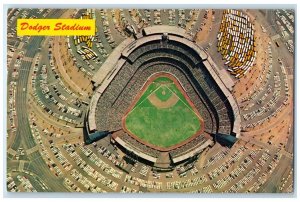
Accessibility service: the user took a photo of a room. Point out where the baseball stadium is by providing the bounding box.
[7,9,294,193]
[86,26,240,168]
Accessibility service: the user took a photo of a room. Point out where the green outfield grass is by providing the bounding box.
[124,76,202,148]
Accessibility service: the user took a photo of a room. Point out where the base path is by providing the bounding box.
[148,91,179,108]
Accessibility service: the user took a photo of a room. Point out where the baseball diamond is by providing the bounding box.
[123,73,204,149]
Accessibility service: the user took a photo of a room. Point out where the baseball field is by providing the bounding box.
[124,74,203,149]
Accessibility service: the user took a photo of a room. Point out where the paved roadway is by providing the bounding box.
[7,9,69,192]
[258,155,292,192]
[203,10,225,71]
[231,10,294,126]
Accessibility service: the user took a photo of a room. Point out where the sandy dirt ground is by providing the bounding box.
[148,91,179,108]
[195,10,213,44]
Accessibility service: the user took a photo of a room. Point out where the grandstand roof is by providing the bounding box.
[172,139,214,163]
[92,38,135,87]
[115,137,158,163]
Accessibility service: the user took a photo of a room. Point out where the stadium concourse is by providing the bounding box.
[7,9,294,193]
